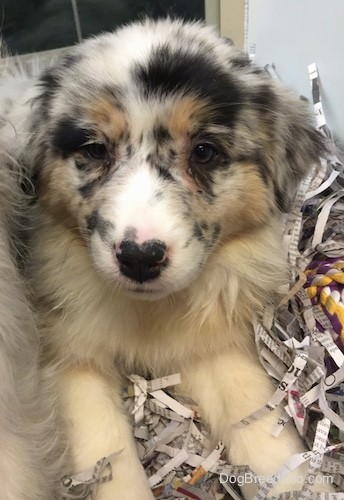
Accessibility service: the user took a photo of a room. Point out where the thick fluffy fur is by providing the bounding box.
[0,93,61,497]
[1,19,332,498]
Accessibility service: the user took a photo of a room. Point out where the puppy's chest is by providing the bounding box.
[46,298,193,368]
[45,290,233,378]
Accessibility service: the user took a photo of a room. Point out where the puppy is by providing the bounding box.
[4,18,332,498]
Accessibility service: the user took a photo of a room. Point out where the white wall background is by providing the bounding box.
[247,0,344,146]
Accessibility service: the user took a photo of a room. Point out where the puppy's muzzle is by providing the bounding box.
[116,240,167,283]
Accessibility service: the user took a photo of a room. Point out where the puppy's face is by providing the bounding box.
[33,20,322,299]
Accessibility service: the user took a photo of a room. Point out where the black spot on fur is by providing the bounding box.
[156,165,175,182]
[212,223,221,242]
[134,46,243,128]
[86,211,99,233]
[153,125,171,143]
[86,211,114,239]
[97,219,113,240]
[51,119,89,157]
[78,178,99,197]
[188,164,215,196]
[39,70,60,93]
[75,158,91,171]
[193,221,221,248]
[61,53,82,70]
[37,69,61,112]
[193,223,204,241]
[255,162,270,185]
[169,148,176,159]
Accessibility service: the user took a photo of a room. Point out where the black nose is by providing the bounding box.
[116,240,167,283]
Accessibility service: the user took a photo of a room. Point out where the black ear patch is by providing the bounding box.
[51,118,89,157]
[134,45,243,128]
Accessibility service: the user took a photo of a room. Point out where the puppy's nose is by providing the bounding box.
[116,240,167,283]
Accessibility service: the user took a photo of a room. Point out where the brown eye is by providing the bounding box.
[80,143,108,160]
[191,143,218,165]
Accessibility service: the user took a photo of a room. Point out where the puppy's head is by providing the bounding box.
[32,19,323,299]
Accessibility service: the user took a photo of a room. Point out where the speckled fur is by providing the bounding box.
[1,19,332,499]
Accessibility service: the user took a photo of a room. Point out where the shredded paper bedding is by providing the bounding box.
[61,65,344,499]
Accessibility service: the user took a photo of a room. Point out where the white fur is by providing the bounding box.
[92,163,205,297]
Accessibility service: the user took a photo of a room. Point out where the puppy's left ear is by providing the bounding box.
[271,93,326,213]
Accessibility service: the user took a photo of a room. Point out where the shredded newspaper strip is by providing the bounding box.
[61,450,123,499]
[61,65,344,499]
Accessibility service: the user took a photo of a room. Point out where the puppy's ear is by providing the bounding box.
[224,49,324,214]
[270,93,325,213]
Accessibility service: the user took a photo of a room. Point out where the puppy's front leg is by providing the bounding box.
[181,349,333,498]
[56,366,153,500]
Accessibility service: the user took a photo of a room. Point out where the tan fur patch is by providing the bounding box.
[39,157,91,228]
[168,97,208,137]
[220,162,272,237]
[84,95,129,143]
[168,97,210,191]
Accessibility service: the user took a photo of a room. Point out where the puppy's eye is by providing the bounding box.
[191,143,218,165]
[80,143,108,160]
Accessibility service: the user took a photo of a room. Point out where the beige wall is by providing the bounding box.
[205,0,246,49]
[220,0,246,49]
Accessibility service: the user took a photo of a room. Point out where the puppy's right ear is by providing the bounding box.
[271,94,326,213]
